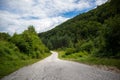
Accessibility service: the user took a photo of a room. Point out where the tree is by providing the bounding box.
[28,25,37,35]
[0,32,10,41]
[104,15,120,56]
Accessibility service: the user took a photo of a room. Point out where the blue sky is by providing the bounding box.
[0,0,108,35]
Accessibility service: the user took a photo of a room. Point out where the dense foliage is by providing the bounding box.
[0,26,50,78]
[0,26,49,61]
[39,0,120,58]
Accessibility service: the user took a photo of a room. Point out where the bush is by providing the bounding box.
[65,48,76,55]
[0,41,21,60]
[80,40,94,53]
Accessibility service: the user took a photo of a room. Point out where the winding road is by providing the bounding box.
[1,51,120,80]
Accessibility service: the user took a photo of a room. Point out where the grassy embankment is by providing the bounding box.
[0,53,50,79]
[58,51,120,70]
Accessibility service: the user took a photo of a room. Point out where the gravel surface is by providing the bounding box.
[1,51,120,80]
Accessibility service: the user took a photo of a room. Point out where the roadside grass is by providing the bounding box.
[58,51,120,70]
[0,53,51,79]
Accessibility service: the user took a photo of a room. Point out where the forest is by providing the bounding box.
[39,0,120,58]
[0,0,120,78]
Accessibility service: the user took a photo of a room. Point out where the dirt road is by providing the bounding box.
[1,51,120,80]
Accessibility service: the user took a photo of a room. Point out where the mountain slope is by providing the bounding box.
[39,0,120,58]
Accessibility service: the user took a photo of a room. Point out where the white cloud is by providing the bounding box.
[0,10,68,35]
[95,0,108,5]
[0,0,108,35]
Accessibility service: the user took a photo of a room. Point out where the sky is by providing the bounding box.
[0,0,108,35]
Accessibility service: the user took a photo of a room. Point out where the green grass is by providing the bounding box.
[58,51,120,69]
[0,53,51,79]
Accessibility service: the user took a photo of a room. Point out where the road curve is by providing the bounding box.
[1,51,120,80]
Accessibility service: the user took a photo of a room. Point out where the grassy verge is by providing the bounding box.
[58,51,120,70]
[0,53,51,79]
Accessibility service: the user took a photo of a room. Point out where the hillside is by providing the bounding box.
[39,0,120,58]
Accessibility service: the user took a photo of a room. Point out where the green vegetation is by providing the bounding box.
[58,51,120,69]
[39,0,120,58]
[0,59,39,78]
[0,26,50,78]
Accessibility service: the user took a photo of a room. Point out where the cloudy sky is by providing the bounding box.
[0,0,108,35]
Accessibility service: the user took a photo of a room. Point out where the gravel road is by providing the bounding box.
[1,51,120,80]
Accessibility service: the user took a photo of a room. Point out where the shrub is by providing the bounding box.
[65,48,76,55]
[80,40,94,53]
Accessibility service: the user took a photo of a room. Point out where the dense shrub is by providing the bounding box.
[0,26,50,61]
[65,48,76,55]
